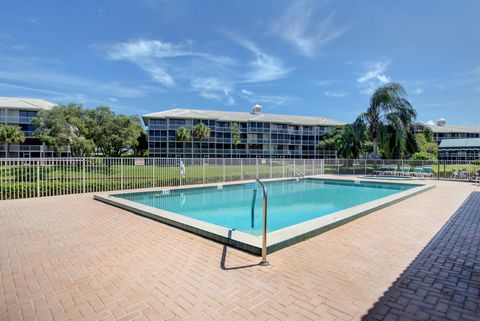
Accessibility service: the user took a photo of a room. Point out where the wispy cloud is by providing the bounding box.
[357,61,390,84]
[315,79,335,87]
[98,37,292,105]
[191,78,234,105]
[229,36,291,83]
[272,0,347,57]
[357,60,392,95]
[101,39,235,88]
[240,89,296,108]
[413,88,424,94]
[324,90,349,98]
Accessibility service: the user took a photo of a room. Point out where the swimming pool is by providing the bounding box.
[95,178,433,254]
[113,179,417,235]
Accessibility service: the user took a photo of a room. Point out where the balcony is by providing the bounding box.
[0,116,36,124]
[148,124,168,130]
[0,144,70,152]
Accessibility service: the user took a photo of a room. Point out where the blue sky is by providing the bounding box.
[0,0,479,124]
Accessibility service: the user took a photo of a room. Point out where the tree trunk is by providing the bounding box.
[372,139,379,171]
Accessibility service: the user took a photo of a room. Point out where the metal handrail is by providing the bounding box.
[256,178,269,266]
[290,165,305,179]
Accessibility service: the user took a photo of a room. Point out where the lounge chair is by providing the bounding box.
[423,166,434,178]
[401,166,411,176]
[384,165,397,175]
[391,165,402,176]
[412,167,424,177]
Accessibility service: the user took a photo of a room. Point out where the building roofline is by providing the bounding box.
[0,97,57,110]
[142,108,346,126]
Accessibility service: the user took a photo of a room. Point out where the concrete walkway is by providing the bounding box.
[0,179,477,321]
[365,191,480,321]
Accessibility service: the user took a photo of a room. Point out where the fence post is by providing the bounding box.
[282,158,285,178]
[82,158,86,193]
[241,158,244,180]
[202,159,206,184]
[270,159,273,178]
[152,158,155,187]
[120,158,124,190]
[256,158,259,179]
[223,158,226,182]
[36,160,40,197]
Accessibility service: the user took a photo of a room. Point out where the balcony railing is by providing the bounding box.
[0,116,36,124]
[0,144,70,152]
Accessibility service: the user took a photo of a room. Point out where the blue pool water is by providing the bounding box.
[114,179,418,236]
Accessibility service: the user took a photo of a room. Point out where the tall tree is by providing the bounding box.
[133,131,148,157]
[231,122,241,157]
[175,126,192,158]
[0,125,25,157]
[192,123,211,158]
[317,124,366,158]
[33,104,94,156]
[87,106,143,156]
[356,82,416,162]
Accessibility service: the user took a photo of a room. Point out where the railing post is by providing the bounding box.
[152,158,155,187]
[223,158,226,182]
[256,158,259,179]
[256,179,269,266]
[36,160,40,197]
[203,159,206,184]
[82,158,86,193]
[270,158,273,178]
[282,158,285,178]
[240,158,243,180]
[120,158,124,190]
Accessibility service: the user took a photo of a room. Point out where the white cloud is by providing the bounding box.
[102,39,235,88]
[426,120,435,125]
[191,78,234,105]
[99,37,293,104]
[272,1,347,57]
[0,63,150,99]
[413,88,424,95]
[357,61,390,83]
[357,60,392,95]
[240,88,296,107]
[324,90,349,98]
[315,79,334,87]
[232,37,291,83]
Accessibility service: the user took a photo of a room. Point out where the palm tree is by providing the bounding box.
[231,122,241,157]
[175,126,191,158]
[356,82,416,163]
[192,123,211,158]
[0,125,26,157]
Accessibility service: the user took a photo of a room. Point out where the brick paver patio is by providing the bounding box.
[0,179,477,321]
[365,191,480,321]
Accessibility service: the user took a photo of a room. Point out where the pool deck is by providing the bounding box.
[0,176,478,321]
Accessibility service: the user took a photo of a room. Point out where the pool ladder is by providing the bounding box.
[289,165,305,179]
[255,179,269,266]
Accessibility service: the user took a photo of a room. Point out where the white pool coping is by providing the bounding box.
[94,177,435,255]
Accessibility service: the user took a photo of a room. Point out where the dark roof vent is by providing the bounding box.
[437,118,446,126]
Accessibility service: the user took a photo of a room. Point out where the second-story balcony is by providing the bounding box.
[0,116,36,124]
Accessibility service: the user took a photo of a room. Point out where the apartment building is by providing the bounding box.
[428,119,480,145]
[143,105,345,158]
[0,97,69,158]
